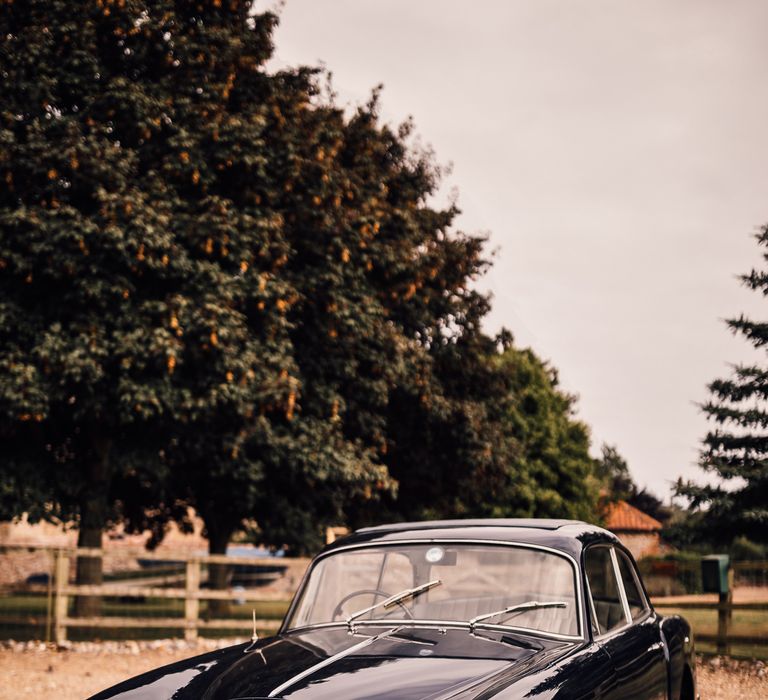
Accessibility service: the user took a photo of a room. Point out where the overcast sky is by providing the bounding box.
[267,0,768,499]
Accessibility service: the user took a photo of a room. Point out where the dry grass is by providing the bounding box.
[698,658,767,699]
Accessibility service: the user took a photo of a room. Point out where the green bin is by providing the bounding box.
[701,554,729,594]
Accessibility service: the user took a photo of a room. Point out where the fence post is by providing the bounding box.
[53,549,70,646]
[717,574,733,656]
[45,549,54,644]
[185,558,201,642]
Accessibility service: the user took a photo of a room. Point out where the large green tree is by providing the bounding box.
[1,0,604,600]
[493,346,599,520]
[0,0,384,605]
[266,92,518,542]
[0,0,298,611]
[0,0,495,568]
[677,227,768,543]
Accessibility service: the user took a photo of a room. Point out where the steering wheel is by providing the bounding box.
[332,589,414,621]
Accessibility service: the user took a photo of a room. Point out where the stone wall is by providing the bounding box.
[615,531,661,560]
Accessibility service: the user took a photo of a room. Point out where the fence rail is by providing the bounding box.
[0,543,306,644]
[653,596,768,656]
[653,601,768,611]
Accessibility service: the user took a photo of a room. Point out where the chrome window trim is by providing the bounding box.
[585,543,632,642]
[283,538,586,640]
[593,617,632,642]
[610,546,633,623]
[284,618,582,643]
[614,547,651,618]
[591,604,652,643]
[583,572,600,638]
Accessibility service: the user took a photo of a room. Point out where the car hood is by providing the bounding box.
[89,627,577,700]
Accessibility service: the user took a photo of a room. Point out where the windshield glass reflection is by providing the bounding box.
[287,543,579,637]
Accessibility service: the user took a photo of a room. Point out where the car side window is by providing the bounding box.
[585,546,627,635]
[616,550,647,621]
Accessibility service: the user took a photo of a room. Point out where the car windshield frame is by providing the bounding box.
[281,538,585,642]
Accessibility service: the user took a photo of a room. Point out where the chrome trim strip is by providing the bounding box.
[362,619,580,642]
[610,546,633,624]
[586,544,632,642]
[583,573,600,638]
[284,618,582,643]
[267,626,402,697]
[618,547,651,614]
[286,538,586,640]
[593,618,632,642]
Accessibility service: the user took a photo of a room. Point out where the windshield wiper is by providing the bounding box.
[471,629,544,651]
[346,579,442,630]
[469,601,568,631]
[350,628,437,647]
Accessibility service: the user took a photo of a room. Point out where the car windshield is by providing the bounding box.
[286,542,580,638]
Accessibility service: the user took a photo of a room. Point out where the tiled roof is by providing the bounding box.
[604,499,662,532]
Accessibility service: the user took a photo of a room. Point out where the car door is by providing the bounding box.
[584,545,667,700]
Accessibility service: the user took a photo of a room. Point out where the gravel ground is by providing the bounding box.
[697,655,768,699]
[0,639,239,700]
[1,640,766,699]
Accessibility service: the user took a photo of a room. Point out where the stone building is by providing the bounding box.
[604,499,663,560]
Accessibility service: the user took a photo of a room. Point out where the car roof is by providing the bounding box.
[357,518,580,533]
[326,518,619,561]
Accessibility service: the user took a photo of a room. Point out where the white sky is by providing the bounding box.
[267,0,768,499]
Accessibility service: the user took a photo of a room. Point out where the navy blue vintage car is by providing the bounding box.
[90,519,697,699]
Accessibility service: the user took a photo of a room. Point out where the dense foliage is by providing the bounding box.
[677,227,768,544]
[0,0,315,610]
[596,445,669,524]
[0,0,601,589]
[367,337,599,525]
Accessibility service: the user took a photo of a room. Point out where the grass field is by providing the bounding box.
[0,592,290,642]
[655,605,768,659]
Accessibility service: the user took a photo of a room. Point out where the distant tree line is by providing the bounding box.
[594,445,672,525]
[0,1,602,612]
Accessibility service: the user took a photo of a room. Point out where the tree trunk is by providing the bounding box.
[74,436,110,618]
[207,527,233,619]
[74,522,104,617]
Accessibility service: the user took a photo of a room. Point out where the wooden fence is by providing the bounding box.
[0,544,307,644]
[2,544,767,656]
[652,564,768,655]
[733,560,768,588]
[653,598,768,655]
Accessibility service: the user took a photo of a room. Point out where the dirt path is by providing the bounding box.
[1,643,766,699]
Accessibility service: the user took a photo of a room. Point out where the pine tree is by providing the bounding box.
[678,227,768,542]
